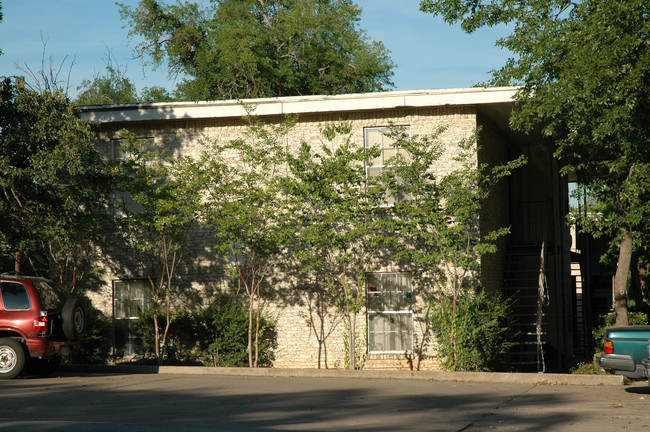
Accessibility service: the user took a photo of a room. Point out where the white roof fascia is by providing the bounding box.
[79,87,519,124]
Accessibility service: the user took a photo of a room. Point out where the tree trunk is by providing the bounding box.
[14,251,20,273]
[614,231,632,326]
[161,293,171,363]
[248,293,254,367]
[153,310,161,365]
[349,312,356,370]
[254,283,261,368]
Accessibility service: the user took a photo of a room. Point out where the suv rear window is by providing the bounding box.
[0,282,31,311]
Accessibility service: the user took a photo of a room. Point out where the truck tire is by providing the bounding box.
[0,338,26,379]
[25,356,62,377]
[62,298,86,341]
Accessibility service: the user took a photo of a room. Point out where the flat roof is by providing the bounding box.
[79,86,519,124]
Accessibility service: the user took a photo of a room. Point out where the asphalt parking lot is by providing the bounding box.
[0,367,648,431]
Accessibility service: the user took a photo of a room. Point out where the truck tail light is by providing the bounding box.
[33,312,48,334]
[604,340,614,354]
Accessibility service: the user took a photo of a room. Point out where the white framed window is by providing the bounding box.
[110,139,125,160]
[364,126,411,205]
[113,279,151,357]
[367,272,413,353]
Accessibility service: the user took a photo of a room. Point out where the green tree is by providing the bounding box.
[76,65,139,106]
[118,0,395,100]
[420,0,650,325]
[139,85,176,103]
[284,123,386,369]
[190,112,293,367]
[76,50,176,105]
[116,131,199,364]
[378,126,524,370]
[0,78,113,299]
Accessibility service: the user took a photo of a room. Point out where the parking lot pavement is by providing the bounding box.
[0,370,648,431]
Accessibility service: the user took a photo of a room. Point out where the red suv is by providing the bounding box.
[0,274,86,379]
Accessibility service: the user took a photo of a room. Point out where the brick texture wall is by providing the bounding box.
[91,104,502,371]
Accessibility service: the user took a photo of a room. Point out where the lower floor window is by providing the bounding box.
[113,279,150,357]
[367,272,413,353]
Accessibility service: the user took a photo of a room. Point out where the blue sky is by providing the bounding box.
[0,0,511,98]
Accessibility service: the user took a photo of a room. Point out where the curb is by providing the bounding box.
[60,365,624,386]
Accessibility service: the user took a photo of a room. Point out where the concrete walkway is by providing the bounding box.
[62,364,624,386]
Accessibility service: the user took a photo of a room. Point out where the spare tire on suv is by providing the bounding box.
[62,298,86,341]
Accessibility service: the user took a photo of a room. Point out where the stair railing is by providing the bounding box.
[537,241,550,372]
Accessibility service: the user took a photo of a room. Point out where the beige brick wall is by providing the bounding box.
[92,104,497,370]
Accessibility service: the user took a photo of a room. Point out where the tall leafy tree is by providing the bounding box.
[0,78,113,299]
[76,51,176,105]
[379,126,524,370]
[420,0,650,325]
[284,123,386,369]
[115,131,199,364]
[191,112,294,367]
[118,0,395,100]
[76,65,139,106]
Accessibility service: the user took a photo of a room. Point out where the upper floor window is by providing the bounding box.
[364,126,411,205]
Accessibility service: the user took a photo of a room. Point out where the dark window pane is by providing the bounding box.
[1,282,31,311]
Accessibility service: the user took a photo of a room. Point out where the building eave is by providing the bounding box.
[79,86,520,124]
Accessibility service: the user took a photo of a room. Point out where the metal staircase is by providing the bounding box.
[503,242,549,372]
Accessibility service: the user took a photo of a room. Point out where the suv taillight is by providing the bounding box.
[33,311,48,334]
[604,340,614,354]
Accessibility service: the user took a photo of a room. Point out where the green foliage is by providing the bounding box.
[378,126,526,292]
[570,354,607,376]
[199,295,276,367]
[118,0,395,100]
[139,85,176,103]
[75,51,177,106]
[76,65,139,106]
[342,325,367,370]
[284,122,385,369]
[188,110,294,367]
[68,305,113,365]
[0,78,114,296]
[372,126,523,368]
[135,295,276,367]
[430,288,515,371]
[135,309,200,364]
[115,130,200,362]
[420,0,650,323]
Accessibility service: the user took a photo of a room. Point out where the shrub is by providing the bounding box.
[68,304,112,364]
[198,295,276,367]
[430,288,515,372]
[135,294,276,367]
[570,354,607,375]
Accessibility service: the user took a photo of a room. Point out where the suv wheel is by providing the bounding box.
[0,338,26,379]
[62,298,86,341]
